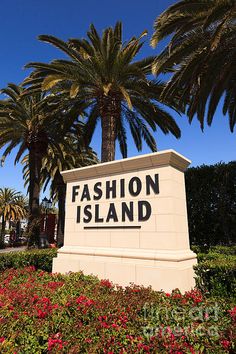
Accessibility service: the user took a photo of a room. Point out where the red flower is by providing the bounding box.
[85,299,95,307]
[172,293,182,299]
[37,309,47,319]
[228,306,236,321]
[47,281,64,289]
[76,295,87,304]
[32,295,39,303]
[47,333,67,351]
[100,322,110,329]
[221,340,231,349]
[76,295,95,308]
[41,297,51,304]
[0,337,5,343]
[137,343,150,352]
[48,338,63,351]
[111,323,119,329]
[98,315,107,321]
[100,279,113,288]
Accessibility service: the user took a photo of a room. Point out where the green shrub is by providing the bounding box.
[191,245,236,255]
[1,247,235,301]
[195,251,230,262]
[0,267,235,353]
[191,245,201,254]
[210,245,236,255]
[194,255,236,298]
[0,248,57,272]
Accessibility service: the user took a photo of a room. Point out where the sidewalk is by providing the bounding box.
[0,246,27,253]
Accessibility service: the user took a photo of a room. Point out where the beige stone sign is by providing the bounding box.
[53,150,197,292]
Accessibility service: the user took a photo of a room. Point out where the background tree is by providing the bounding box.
[0,84,87,246]
[22,125,98,246]
[0,84,56,245]
[25,22,182,162]
[0,187,27,245]
[151,0,236,131]
[41,145,98,246]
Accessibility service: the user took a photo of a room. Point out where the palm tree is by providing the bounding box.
[0,84,86,245]
[151,0,236,131]
[0,188,27,245]
[14,194,28,241]
[41,144,98,246]
[24,22,182,162]
[22,126,98,246]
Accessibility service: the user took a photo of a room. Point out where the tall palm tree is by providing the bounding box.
[0,188,27,245]
[22,126,98,246]
[0,84,49,245]
[0,84,86,245]
[151,0,236,131]
[24,22,182,162]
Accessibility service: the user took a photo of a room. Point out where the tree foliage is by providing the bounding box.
[24,22,182,162]
[151,0,236,131]
[186,161,236,247]
[0,188,27,221]
[0,84,87,245]
[21,127,98,246]
[0,187,27,244]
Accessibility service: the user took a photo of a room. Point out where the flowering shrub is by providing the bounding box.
[0,247,235,300]
[0,267,235,353]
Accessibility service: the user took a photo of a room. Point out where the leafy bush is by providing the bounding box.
[0,248,57,272]
[194,254,236,298]
[191,245,207,254]
[0,267,235,353]
[191,245,236,260]
[209,245,236,256]
[0,247,235,301]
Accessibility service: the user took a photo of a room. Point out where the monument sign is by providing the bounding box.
[53,150,197,292]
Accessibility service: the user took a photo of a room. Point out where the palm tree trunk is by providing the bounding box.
[16,220,21,241]
[101,114,117,162]
[100,98,120,162]
[27,147,43,247]
[55,171,66,247]
[0,215,5,246]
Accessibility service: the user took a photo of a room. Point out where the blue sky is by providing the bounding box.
[0,0,235,196]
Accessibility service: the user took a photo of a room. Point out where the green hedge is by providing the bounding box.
[191,244,236,256]
[210,245,236,255]
[194,251,236,298]
[0,247,235,299]
[0,248,57,272]
[186,161,236,246]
